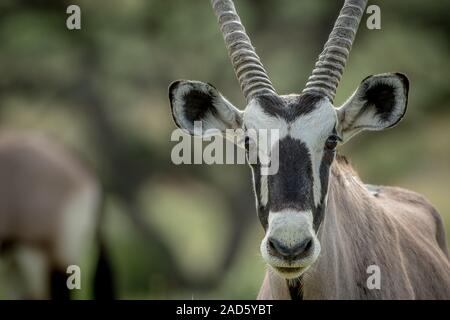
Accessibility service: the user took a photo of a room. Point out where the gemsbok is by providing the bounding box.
[168,0,450,299]
[0,132,113,299]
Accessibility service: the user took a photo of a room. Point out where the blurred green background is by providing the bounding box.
[0,0,449,299]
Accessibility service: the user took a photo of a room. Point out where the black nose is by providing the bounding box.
[268,237,313,260]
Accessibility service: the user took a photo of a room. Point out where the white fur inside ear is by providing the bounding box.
[337,73,407,142]
[170,81,243,136]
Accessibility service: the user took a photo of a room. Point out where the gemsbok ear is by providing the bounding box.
[169,80,243,136]
[337,73,409,143]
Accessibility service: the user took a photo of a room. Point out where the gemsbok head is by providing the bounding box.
[168,0,450,299]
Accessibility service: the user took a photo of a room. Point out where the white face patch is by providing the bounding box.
[260,209,321,278]
[260,167,269,206]
[267,209,314,246]
[244,97,337,207]
[244,98,289,142]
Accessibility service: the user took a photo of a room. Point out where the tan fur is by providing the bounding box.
[0,132,100,298]
[259,156,450,299]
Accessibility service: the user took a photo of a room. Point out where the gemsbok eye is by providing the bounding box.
[244,135,251,150]
[244,133,257,150]
[325,135,340,150]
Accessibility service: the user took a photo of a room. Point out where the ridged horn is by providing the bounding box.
[211,0,276,102]
[303,0,368,102]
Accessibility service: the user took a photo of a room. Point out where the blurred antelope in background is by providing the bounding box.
[0,132,113,299]
[168,0,450,299]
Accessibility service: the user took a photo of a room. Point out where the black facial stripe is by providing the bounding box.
[313,148,335,230]
[251,136,335,231]
[268,137,314,212]
[251,162,270,230]
[256,93,323,122]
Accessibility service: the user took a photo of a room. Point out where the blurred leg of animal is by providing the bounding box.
[93,238,115,299]
[14,245,49,299]
[0,244,48,299]
[52,183,100,300]
[0,246,23,299]
[0,252,21,299]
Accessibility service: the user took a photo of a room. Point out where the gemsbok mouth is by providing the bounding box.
[271,266,309,280]
[272,266,305,279]
[260,210,321,279]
